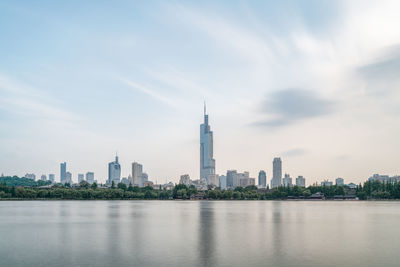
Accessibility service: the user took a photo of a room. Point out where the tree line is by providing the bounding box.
[1,176,400,200]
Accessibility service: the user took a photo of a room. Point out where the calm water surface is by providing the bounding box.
[1,201,399,267]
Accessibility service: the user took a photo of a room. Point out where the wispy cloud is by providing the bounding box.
[0,74,79,123]
[358,44,400,95]
[254,89,334,128]
[281,148,307,157]
[117,77,177,108]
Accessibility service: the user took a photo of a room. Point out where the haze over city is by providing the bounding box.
[1,0,400,184]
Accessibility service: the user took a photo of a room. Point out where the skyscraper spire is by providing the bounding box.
[204,101,206,116]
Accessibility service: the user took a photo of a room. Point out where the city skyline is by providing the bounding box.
[1,1,400,184]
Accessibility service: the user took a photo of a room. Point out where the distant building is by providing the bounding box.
[336,177,344,186]
[65,172,72,184]
[132,162,143,187]
[144,181,154,187]
[283,173,293,187]
[40,175,47,181]
[108,154,121,185]
[347,183,357,189]
[258,170,267,188]
[368,174,400,183]
[321,180,333,186]
[200,103,216,184]
[121,177,129,185]
[271,158,282,188]
[48,174,55,183]
[225,171,254,188]
[179,174,191,186]
[86,172,95,184]
[142,173,149,184]
[226,170,237,188]
[127,174,132,185]
[24,173,36,180]
[219,175,227,190]
[60,162,67,184]
[78,173,84,183]
[207,174,219,186]
[296,176,306,187]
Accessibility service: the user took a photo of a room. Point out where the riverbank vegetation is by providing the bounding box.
[0,176,399,200]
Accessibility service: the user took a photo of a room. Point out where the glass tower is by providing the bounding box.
[200,103,215,184]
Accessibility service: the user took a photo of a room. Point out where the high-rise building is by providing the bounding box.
[108,154,121,185]
[283,173,293,187]
[336,177,344,186]
[219,175,227,190]
[86,172,94,184]
[200,103,215,184]
[271,158,282,188]
[78,173,84,183]
[65,172,72,184]
[40,175,47,181]
[226,170,237,188]
[258,170,267,188]
[132,162,143,187]
[49,174,55,183]
[60,162,66,184]
[296,176,306,187]
[179,174,191,185]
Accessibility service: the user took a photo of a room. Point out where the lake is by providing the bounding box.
[0,201,399,267]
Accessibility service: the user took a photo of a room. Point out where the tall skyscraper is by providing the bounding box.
[108,154,121,185]
[200,103,215,184]
[258,170,267,188]
[132,162,143,187]
[60,162,66,184]
[271,157,282,188]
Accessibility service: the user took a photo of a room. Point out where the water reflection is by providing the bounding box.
[198,201,216,267]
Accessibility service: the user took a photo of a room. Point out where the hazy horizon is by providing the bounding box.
[1,0,400,184]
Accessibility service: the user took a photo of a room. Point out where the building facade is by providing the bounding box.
[200,104,215,184]
[132,162,143,187]
[86,172,94,184]
[179,174,191,186]
[108,155,121,185]
[48,174,55,183]
[78,173,84,183]
[283,173,293,187]
[336,177,344,186]
[219,175,227,190]
[60,162,66,184]
[296,175,306,187]
[258,170,267,188]
[271,157,282,188]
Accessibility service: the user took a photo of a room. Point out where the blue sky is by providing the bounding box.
[1,0,400,184]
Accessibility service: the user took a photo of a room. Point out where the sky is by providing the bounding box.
[1,0,400,185]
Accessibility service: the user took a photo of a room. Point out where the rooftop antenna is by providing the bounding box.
[204,101,206,116]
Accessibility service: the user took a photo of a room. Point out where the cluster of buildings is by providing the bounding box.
[368,174,400,183]
[20,105,375,190]
[178,105,309,190]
